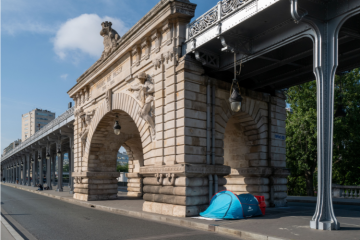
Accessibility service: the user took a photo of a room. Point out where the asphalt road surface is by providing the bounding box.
[1,185,239,240]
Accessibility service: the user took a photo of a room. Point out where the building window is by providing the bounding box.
[36,112,52,117]
[23,114,29,118]
[25,132,28,134]
[25,123,28,126]
[24,119,29,122]
[25,127,28,130]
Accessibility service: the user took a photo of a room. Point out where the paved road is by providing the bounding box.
[1,185,238,240]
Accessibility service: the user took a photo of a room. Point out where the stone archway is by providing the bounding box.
[216,88,288,206]
[73,92,153,201]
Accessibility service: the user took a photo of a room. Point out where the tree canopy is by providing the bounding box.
[286,68,360,196]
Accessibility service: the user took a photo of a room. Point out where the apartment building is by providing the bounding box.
[21,109,55,141]
[2,139,21,156]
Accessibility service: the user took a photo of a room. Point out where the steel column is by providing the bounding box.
[46,146,52,190]
[32,152,37,187]
[57,150,64,192]
[27,154,31,186]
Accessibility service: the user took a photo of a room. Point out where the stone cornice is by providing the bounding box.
[67,0,196,98]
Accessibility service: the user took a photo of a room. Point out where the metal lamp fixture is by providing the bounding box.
[113,115,121,135]
[57,148,61,157]
[31,157,34,163]
[46,152,50,160]
[38,154,41,162]
[229,53,243,113]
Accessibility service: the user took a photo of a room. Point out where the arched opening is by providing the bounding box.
[221,95,271,205]
[78,109,144,200]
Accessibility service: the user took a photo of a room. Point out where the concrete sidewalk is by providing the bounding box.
[2,183,360,240]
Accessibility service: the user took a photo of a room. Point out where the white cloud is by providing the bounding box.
[53,14,127,60]
[60,74,68,80]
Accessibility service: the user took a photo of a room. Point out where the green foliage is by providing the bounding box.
[286,81,318,196]
[333,69,360,186]
[286,68,360,196]
[117,163,128,172]
[63,164,69,172]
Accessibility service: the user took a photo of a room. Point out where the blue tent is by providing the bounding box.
[200,191,263,219]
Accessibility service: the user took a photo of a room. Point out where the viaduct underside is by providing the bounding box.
[2,0,360,231]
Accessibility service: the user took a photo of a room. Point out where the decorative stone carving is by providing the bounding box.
[166,173,176,186]
[151,30,161,53]
[75,177,82,184]
[105,89,112,112]
[162,21,173,46]
[152,58,162,70]
[78,109,96,144]
[155,173,164,185]
[132,46,141,66]
[74,107,84,118]
[141,38,151,60]
[100,21,121,60]
[165,51,174,64]
[128,72,156,140]
[84,86,89,101]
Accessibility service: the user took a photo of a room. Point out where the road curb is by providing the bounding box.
[1,183,287,240]
[1,215,24,240]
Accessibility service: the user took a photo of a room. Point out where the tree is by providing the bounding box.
[333,69,360,186]
[286,81,317,196]
[63,164,69,172]
[286,68,360,196]
[117,163,128,172]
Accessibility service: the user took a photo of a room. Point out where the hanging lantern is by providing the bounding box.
[46,152,50,160]
[31,157,34,163]
[38,154,41,162]
[57,148,62,157]
[113,115,121,135]
[229,53,243,113]
[229,80,243,112]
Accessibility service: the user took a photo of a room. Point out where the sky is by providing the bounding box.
[1,0,219,151]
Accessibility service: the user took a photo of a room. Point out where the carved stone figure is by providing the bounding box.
[100,21,121,60]
[79,109,96,143]
[128,72,156,140]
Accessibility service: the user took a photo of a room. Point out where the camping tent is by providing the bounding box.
[200,190,263,219]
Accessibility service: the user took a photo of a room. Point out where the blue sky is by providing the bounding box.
[1,0,219,151]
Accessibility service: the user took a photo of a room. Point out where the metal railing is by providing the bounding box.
[332,184,360,199]
[187,0,253,38]
[1,107,75,161]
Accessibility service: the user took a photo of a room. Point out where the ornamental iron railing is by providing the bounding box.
[1,107,75,160]
[188,0,253,38]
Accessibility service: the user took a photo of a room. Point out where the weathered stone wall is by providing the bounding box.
[216,84,288,207]
[68,0,288,215]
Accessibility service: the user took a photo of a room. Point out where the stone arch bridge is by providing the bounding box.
[2,0,360,230]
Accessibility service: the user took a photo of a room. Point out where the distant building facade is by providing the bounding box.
[2,139,21,155]
[21,109,55,141]
[117,151,129,165]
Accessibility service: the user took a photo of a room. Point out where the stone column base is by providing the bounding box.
[74,193,117,201]
[143,201,208,217]
[72,171,120,201]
